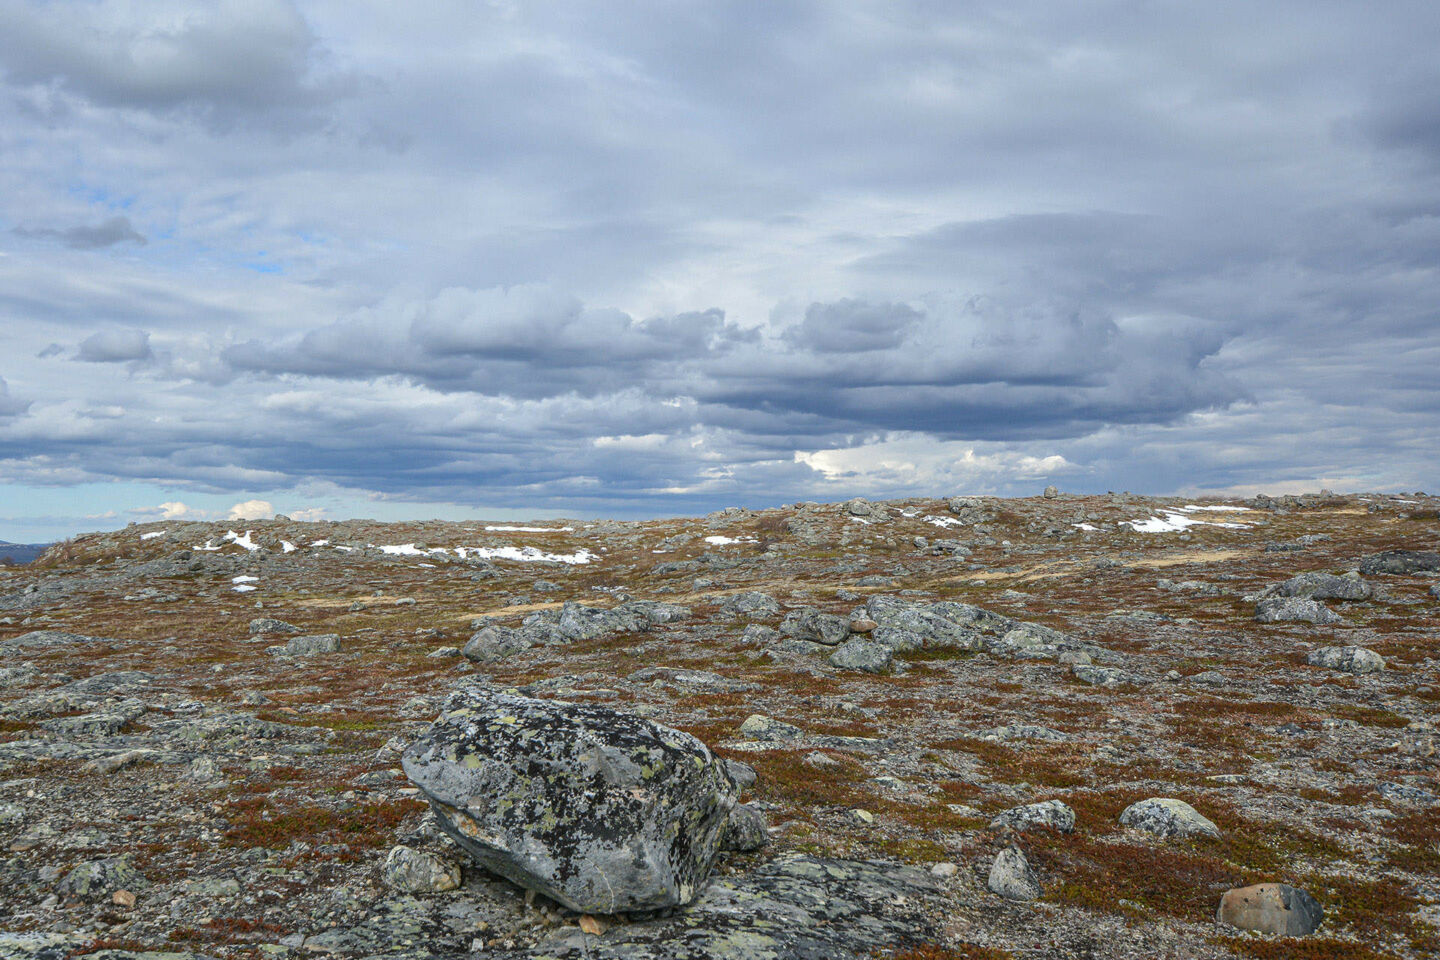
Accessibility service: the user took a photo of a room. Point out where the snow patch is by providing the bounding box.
[1180,504,1250,513]
[1073,523,1098,531]
[461,545,597,565]
[140,531,166,540]
[1124,512,1251,533]
[310,539,330,547]
[232,575,259,584]
[704,535,756,545]
[281,541,297,553]
[484,525,574,533]
[225,530,259,551]
[923,515,965,528]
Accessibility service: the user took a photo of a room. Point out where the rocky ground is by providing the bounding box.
[0,490,1437,960]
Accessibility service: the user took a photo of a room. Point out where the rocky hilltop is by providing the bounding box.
[1,491,1437,960]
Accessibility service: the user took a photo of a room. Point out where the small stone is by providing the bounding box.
[988,846,1042,900]
[739,714,804,742]
[1217,882,1324,936]
[249,617,302,635]
[1306,645,1385,674]
[929,862,959,878]
[578,914,607,935]
[1071,664,1144,687]
[1119,798,1220,839]
[721,803,770,852]
[990,799,1076,834]
[850,808,873,824]
[111,889,136,908]
[848,618,878,634]
[382,845,461,893]
[267,634,341,656]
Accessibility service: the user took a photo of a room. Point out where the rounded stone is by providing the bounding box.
[987,845,1042,900]
[1217,883,1323,936]
[1118,798,1220,839]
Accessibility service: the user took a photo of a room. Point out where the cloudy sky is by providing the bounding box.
[1,1,1437,541]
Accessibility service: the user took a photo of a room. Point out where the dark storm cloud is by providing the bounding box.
[14,215,146,249]
[1,0,1437,529]
[75,328,152,363]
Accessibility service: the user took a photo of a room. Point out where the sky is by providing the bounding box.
[1,1,1438,542]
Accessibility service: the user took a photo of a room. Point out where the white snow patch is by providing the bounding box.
[232,575,259,584]
[418,562,436,568]
[704,535,756,545]
[1180,504,1250,513]
[484,525,574,533]
[140,531,166,540]
[281,541,297,553]
[232,584,257,593]
[379,543,430,556]
[195,540,222,552]
[924,515,965,528]
[1073,523,1098,531]
[225,530,259,551]
[310,539,330,547]
[1125,512,1251,533]
[464,546,597,565]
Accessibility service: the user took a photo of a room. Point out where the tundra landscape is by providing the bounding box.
[1,490,1437,960]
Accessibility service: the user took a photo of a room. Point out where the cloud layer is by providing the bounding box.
[0,1,1436,536]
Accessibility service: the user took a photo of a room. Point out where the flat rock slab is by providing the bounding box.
[507,856,944,959]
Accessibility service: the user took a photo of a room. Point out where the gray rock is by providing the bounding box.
[1255,597,1342,624]
[720,803,770,852]
[462,625,533,664]
[987,845,1042,900]
[979,724,1068,742]
[506,856,942,959]
[55,857,145,899]
[1306,645,1384,674]
[1043,485,1059,499]
[1071,664,1145,687]
[268,633,341,656]
[719,591,780,618]
[1118,798,1220,839]
[0,630,119,651]
[402,688,736,913]
[845,497,874,517]
[828,637,893,674]
[869,625,925,652]
[990,799,1076,834]
[1359,550,1440,575]
[722,759,757,792]
[780,608,851,645]
[1276,572,1372,601]
[248,617,302,635]
[1217,882,1324,936]
[739,714,804,742]
[382,845,461,893]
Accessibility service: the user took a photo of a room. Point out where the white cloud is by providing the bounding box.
[227,499,274,520]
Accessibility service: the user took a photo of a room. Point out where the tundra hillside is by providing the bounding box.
[1,491,1437,959]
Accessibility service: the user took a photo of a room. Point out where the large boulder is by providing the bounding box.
[1254,597,1341,624]
[1118,798,1220,839]
[1275,572,1372,601]
[401,688,737,914]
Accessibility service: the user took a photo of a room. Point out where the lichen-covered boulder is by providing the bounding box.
[1119,797,1220,839]
[1306,645,1385,674]
[1254,597,1341,624]
[401,688,737,914]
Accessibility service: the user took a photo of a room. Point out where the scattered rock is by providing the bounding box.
[828,637,894,673]
[383,845,462,893]
[739,714,804,742]
[780,608,852,645]
[990,800,1076,834]
[1216,882,1324,936]
[988,845,1042,900]
[249,617,302,635]
[1275,572,1372,601]
[720,803,770,851]
[1359,550,1440,575]
[1306,645,1385,674]
[267,633,341,656]
[1119,798,1220,839]
[1254,597,1342,624]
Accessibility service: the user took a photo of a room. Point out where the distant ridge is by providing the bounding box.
[0,540,50,565]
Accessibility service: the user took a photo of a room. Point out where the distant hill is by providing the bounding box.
[0,541,51,565]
